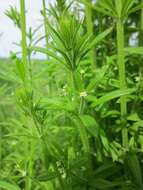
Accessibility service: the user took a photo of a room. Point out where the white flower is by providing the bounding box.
[72,97,75,101]
[80,91,88,97]
[80,69,85,74]
[56,161,61,167]
[62,173,66,179]
[22,171,26,177]
[135,76,140,82]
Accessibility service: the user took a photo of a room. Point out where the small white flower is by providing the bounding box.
[80,69,85,74]
[56,161,60,166]
[22,171,26,177]
[72,97,75,101]
[135,76,140,82]
[62,173,66,179]
[80,91,88,97]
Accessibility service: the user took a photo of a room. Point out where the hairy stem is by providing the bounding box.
[138,0,143,148]
[116,19,128,148]
[20,0,27,75]
[20,1,31,189]
[139,0,143,46]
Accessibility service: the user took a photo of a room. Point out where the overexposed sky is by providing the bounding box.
[0,0,54,58]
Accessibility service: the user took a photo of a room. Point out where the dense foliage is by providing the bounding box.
[1,0,143,189]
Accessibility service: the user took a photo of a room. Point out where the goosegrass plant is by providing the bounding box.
[1,0,143,190]
[19,1,66,189]
[90,0,143,148]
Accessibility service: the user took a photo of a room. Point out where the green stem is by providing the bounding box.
[42,0,49,50]
[137,0,143,149]
[20,0,27,76]
[27,52,33,88]
[116,19,128,148]
[0,125,2,170]
[71,70,92,176]
[71,71,89,150]
[20,1,31,189]
[139,0,143,46]
[85,0,95,68]
[32,116,65,189]
[42,0,54,97]
[139,0,143,83]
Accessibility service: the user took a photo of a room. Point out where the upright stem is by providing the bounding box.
[139,0,143,84]
[116,19,128,148]
[138,1,143,149]
[139,0,143,46]
[42,0,54,96]
[85,0,95,68]
[20,0,27,68]
[42,0,49,49]
[71,70,92,176]
[20,1,31,189]
[0,124,2,170]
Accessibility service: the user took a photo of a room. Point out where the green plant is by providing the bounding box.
[1,0,143,190]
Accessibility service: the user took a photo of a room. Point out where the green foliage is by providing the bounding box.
[0,181,21,190]
[1,0,143,190]
[31,17,112,72]
[5,6,21,28]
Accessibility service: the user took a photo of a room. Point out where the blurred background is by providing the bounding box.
[0,0,55,58]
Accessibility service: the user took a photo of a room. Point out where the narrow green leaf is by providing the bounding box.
[15,58,25,82]
[127,113,141,122]
[94,163,115,176]
[126,153,143,187]
[100,129,110,151]
[89,88,135,107]
[90,178,123,189]
[0,181,21,190]
[129,3,143,14]
[93,0,117,17]
[89,26,113,49]
[115,0,122,18]
[121,0,135,17]
[30,46,62,62]
[124,47,143,54]
[72,115,90,153]
[30,46,68,69]
[37,172,60,182]
[86,65,108,91]
[80,115,99,138]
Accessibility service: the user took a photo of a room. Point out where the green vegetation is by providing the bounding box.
[1,0,143,189]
